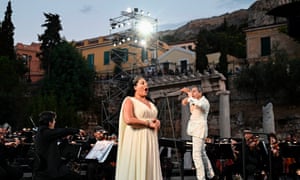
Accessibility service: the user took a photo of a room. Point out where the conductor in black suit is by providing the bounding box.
[34,111,85,180]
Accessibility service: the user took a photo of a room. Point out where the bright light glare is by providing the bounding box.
[126,8,132,13]
[140,39,146,46]
[136,20,154,37]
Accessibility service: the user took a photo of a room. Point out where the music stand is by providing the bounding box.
[212,142,234,174]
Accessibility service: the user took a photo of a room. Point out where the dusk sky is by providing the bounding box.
[0,0,256,45]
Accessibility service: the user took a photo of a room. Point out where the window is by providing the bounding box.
[141,47,148,62]
[180,60,187,74]
[110,48,128,62]
[261,37,271,56]
[104,51,110,65]
[163,62,169,74]
[87,54,94,70]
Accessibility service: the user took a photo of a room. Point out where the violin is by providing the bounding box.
[270,142,280,156]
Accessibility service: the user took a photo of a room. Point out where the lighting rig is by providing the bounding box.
[109,7,158,47]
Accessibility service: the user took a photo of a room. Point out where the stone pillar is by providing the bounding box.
[217,90,231,138]
[181,104,192,169]
[181,105,190,140]
[262,102,275,133]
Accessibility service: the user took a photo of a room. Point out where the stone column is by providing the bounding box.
[181,104,193,169]
[262,102,275,133]
[181,105,190,140]
[217,90,231,138]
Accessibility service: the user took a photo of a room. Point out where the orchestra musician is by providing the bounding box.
[213,138,237,180]
[267,133,283,180]
[0,126,23,180]
[83,126,106,180]
[243,129,268,180]
[282,133,300,179]
[33,111,85,180]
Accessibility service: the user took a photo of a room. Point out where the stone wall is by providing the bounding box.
[206,77,300,140]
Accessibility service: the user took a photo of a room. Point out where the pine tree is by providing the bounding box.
[37,13,63,75]
[195,30,209,73]
[0,1,15,60]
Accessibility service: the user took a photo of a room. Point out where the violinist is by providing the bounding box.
[0,126,23,180]
[243,129,268,179]
[267,133,283,180]
[84,126,105,180]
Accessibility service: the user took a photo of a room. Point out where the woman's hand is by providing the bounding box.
[149,119,160,131]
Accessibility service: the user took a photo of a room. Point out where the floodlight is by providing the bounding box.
[136,20,154,37]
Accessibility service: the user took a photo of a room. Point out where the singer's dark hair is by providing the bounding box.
[124,75,153,103]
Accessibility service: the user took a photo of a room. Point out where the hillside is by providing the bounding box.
[159,9,249,42]
[158,0,287,43]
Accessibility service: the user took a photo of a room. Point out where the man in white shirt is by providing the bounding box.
[181,86,215,180]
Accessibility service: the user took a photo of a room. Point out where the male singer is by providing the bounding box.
[181,86,215,180]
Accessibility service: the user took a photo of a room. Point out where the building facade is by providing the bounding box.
[75,35,169,78]
[15,42,43,83]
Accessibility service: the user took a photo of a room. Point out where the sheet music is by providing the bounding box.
[85,140,114,163]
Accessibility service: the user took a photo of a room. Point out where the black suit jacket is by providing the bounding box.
[34,126,79,178]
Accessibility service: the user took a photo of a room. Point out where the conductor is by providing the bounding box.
[34,111,85,180]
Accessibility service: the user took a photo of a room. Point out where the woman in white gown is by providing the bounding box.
[115,76,163,180]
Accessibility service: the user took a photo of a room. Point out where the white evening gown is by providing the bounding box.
[115,97,162,180]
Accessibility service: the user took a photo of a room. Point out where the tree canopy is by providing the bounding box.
[234,47,300,105]
[41,41,95,110]
[0,1,15,60]
[195,20,246,76]
[38,13,63,75]
[32,13,95,127]
[0,56,27,127]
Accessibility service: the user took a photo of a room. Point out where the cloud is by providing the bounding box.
[80,5,92,14]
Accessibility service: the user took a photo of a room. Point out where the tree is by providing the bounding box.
[38,13,63,75]
[233,62,263,103]
[0,1,15,60]
[195,20,246,75]
[234,46,300,105]
[195,30,210,73]
[286,58,300,104]
[41,41,95,111]
[0,56,26,127]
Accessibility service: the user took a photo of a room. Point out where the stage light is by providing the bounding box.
[140,39,146,46]
[109,8,158,47]
[126,7,132,13]
[136,20,154,37]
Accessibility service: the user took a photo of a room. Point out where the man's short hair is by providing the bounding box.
[39,111,56,126]
[192,85,203,92]
[94,126,104,133]
[198,85,203,92]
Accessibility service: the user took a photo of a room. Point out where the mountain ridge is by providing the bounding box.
[158,9,249,42]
